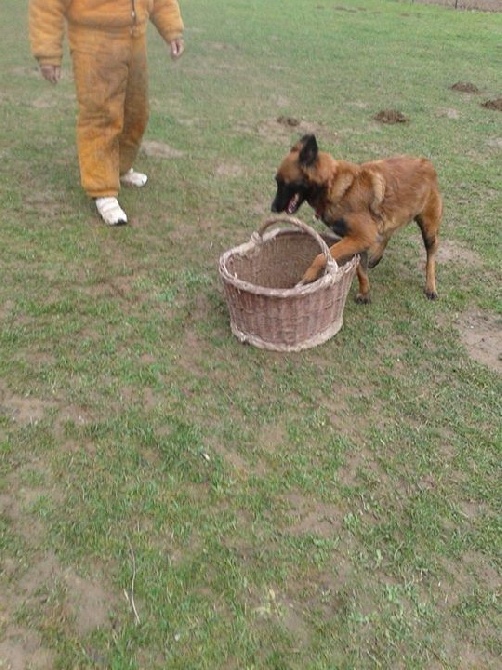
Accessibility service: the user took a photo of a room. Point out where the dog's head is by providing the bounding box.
[271,134,319,214]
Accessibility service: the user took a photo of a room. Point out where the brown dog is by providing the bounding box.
[271,134,442,303]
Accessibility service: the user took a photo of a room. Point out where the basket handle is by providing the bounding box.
[256,214,339,274]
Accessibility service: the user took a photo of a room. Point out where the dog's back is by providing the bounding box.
[360,156,442,231]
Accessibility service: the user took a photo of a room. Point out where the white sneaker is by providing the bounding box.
[120,168,148,188]
[95,197,128,226]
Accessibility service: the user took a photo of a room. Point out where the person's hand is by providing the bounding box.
[40,64,61,84]
[169,38,184,60]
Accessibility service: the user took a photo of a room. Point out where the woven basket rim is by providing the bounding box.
[219,215,359,297]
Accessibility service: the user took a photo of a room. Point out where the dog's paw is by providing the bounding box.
[301,268,320,284]
[355,293,371,304]
[425,289,438,300]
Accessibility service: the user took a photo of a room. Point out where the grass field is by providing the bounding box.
[1,0,501,668]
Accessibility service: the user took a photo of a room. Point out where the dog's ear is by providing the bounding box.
[298,134,318,167]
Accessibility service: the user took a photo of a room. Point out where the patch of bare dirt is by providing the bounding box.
[237,118,339,147]
[215,162,245,177]
[2,465,62,544]
[333,5,361,12]
[436,239,482,266]
[31,94,58,109]
[282,493,344,538]
[486,136,502,149]
[245,584,313,653]
[432,550,501,666]
[434,246,501,372]
[24,190,62,218]
[415,0,501,11]
[0,629,54,670]
[264,117,319,140]
[373,109,409,124]
[11,66,46,79]
[0,552,117,669]
[450,81,480,93]
[0,392,56,426]
[1,543,119,668]
[276,115,300,128]
[437,107,461,119]
[0,380,121,668]
[456,309,502,372]
[64,569,114,635]
[410,238,482,277]
[481,98,502,111]
[140,140,184,159]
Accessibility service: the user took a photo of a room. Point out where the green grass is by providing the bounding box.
[1,0,501,668]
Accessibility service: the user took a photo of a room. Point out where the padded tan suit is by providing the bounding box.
[29,0,184,197]
[71,30,149,197]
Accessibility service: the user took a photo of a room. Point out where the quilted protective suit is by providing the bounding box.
[29,0,184,198]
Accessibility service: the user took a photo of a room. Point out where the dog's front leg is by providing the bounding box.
[302,236,370,300]
[301,253,328,283]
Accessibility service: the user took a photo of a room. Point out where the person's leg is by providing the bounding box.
[119,35,149,182]
[71,45,129,199]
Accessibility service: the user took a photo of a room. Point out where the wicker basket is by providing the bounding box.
[219,215,359,351]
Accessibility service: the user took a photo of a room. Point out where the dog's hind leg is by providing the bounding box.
[355,251,371,303]
[416,191,442,299]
